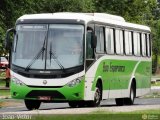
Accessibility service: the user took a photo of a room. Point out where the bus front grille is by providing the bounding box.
[25,90,65,99]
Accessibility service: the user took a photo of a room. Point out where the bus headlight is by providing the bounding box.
[12,77,25,86]
[67,76,83,87]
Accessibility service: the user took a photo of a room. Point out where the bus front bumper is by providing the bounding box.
[10,80,85,101]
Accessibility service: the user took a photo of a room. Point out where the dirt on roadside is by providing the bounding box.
[0,99,23,108]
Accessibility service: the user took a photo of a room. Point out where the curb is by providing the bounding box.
[151,86,160,90]
[0,96,11,99]
[0,87,10,90]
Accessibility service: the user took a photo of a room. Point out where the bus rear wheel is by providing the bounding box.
[24,100,41,110]
[124,82,136,105]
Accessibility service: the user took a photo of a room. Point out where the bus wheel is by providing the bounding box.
[115,98,124,106]
[88,83,102,107]
[68,101,79,108]
[125,82,135,105]
[24,100,41,110]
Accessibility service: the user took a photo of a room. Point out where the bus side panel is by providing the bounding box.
[134,61,151,97]
[91,59,138,99]
[84,56,151,100]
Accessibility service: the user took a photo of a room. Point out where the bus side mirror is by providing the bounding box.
[91,33,97,48]
[5,28,15,50]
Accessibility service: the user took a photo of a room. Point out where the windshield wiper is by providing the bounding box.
[49,42,65,71]
[25,34,47,71]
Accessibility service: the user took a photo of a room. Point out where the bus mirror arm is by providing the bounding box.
[5,28,16,50]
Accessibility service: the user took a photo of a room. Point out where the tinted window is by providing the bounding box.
[95,26,105,53]
[125,31,133,55]
[106,28,115,54]
[141,33,147,56]
[115,29,124,55]
[146,34,151,57]
[133,32,141,56]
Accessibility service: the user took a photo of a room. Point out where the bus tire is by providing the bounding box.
[68,101,79,108]
[115,98,124,106]
[125,82,135,105]
[88,83,102,107]
[24,100,41,110]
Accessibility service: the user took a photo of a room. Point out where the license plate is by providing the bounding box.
[38,96,51,100]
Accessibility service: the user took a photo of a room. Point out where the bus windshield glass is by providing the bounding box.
[12,24,84,70]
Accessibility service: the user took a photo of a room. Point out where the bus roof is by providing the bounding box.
[17,12,150,32]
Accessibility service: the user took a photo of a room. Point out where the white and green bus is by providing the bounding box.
[5,13,151,110]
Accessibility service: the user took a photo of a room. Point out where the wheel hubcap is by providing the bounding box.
[131,89,134,101]
[95,88,101,104]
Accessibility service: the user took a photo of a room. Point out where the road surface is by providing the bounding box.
[0,98,160,114]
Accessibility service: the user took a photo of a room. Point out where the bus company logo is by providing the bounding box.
[142,114,159,120]
[43,80,47,85]
[142,114,148,120]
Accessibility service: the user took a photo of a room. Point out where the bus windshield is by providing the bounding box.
[12,24,84,70]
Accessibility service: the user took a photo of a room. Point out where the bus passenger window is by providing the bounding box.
[133,32,141,56]
[146,34,151,57]
[125,31,132,55]
[115,29,124,55]
[141,33,147,56]
[95,26,105,53]
[106,28,114,54]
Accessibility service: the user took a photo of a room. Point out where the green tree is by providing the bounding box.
[32,0,94,13]
[0,0,160,74]
[0,0,37,55]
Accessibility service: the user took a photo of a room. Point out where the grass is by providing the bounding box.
[0,109,159,120]
[151,81,160,86]
[0,101,159,120]
[1,114,152,120]
[8,110,159,120]
[91,109,160,114]
[37,109,160,120]
[0,79,6,86]
[151,92,160,98]
[0,71,6,87]
[0,71,6,79]
[0,90,10,96]
[142,91,160,98]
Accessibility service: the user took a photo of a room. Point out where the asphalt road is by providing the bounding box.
[0,98,160,113]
